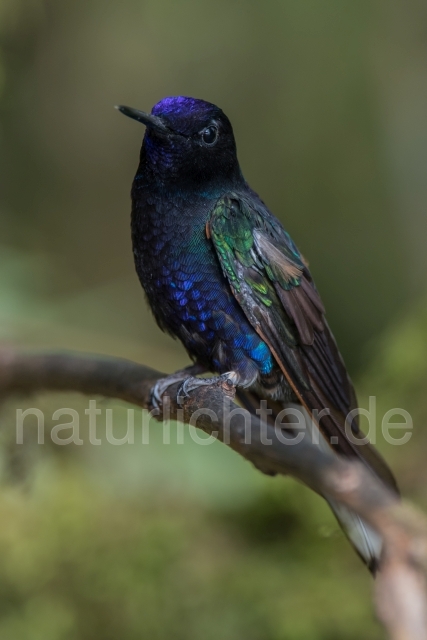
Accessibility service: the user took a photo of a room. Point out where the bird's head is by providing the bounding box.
[117,96,242,190]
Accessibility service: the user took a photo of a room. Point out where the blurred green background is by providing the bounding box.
[1,1,427,638]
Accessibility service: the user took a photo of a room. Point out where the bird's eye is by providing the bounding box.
[201,125,218,146]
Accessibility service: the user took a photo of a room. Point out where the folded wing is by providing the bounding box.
[208,193,397,491]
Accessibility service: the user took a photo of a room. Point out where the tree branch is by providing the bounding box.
[0,347,426,640]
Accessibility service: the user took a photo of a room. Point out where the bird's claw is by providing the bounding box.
[151,377,174,410]
[152,370,239,408]
[177,376,206,399]
[177,371,239,402]
[150,364,208,409]
[219,371,239,392]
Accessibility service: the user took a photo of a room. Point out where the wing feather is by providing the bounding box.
[209,193,397,491]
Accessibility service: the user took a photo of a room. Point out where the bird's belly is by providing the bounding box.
[137,235,274,384]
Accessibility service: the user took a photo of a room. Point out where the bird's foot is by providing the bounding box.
[151,364,206,409]
[177,371,239,400]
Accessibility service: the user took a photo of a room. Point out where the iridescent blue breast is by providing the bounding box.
[131,188,274,383]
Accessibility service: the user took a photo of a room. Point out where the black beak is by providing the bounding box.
[115,105,169,134]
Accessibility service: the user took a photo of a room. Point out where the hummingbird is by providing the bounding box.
[117,96,397,571]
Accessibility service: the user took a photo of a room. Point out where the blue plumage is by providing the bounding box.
[134,196,274,379]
